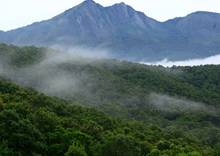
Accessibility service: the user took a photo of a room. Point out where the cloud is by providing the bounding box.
[141,54,220,67]
[51,44,111,59]
[148,92,217,114]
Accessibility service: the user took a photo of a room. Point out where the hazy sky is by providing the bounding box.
[1,0,220,31]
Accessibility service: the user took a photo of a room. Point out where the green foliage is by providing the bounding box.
[0,140,14,156]
[0,44,219,155]
[149,124,162,132]
[139,141,152,155]
[83,120,103,141]
[0,110,47,156]
[102,134,141,156]
[157,140,171,151]
[65,142,87,156]
[147,149,161,156]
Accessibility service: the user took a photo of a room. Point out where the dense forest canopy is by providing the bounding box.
[0,43,220,155]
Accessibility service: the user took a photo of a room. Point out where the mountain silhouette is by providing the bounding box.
[1,0,220,61]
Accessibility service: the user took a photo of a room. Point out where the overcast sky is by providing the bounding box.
[1,0,220,31]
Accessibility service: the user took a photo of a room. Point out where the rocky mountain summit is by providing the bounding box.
[1,0,220,61]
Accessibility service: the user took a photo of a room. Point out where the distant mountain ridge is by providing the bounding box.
[1,0,220,61]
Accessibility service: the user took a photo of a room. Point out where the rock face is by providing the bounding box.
[1,0,220,61]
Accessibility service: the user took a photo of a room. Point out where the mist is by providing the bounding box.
[51,44,112,59]
[2,44,220,133]
[1,45,220,117]
[1,50,91,101]
[141,54,220,67]
[148,92,218,115]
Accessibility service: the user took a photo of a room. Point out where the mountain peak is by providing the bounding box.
[2,1,220,62]
[79,0,103,9]
[113,2,127,8]
[84,0,94,2]
[118,2,126,5]
[82,0,96,4]
[115,2,128,9]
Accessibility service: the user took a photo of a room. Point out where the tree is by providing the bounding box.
[0,109,47,156]
[65,142,87,156]
[102,134,141,156]
[83,120,103,141]
[48,127,93,156]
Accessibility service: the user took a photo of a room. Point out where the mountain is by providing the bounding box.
[162,11,220,58]
[1,0,220,61]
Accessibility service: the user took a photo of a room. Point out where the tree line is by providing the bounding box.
[1,43,220,155]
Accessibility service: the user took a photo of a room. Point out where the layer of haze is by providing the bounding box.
[1,47,219,122]
[1,0,220,31]
[148,92,218,116]
[142,54,220,67]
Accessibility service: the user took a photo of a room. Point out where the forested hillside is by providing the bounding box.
[1,44,220,155]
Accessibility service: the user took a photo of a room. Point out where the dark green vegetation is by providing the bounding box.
[1,44,220,155]
[1,0,220,61]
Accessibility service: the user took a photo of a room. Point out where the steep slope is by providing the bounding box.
[1,44,220,155]
[2,0,161,46]
[1,77,219,155]
[1,1,220,61]
[163,11,220,57]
